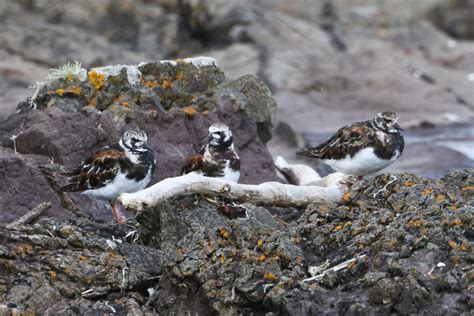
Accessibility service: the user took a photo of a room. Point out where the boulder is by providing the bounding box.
[0,59,278,224]
[0,170,472,314]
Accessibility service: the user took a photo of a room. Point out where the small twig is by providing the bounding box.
[303,254,367,282]
[373,175,398,198]
[6,202,51,229]
[10,131,23,155]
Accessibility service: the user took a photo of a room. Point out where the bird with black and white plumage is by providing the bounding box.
[296,111,405,178]
[181,122,240,182]
[61,128,155,223]
[181,122,246,218]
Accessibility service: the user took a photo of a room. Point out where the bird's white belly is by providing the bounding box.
[324,147,395,176]
[83,170,151,200]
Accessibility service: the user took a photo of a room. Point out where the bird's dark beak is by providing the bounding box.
[202,133,211,145]
[394,123,404,131]
[144,143,152,151]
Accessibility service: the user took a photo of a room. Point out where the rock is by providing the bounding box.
[0,169,473,314]
[429,0,474,40]
[0,59,277,224]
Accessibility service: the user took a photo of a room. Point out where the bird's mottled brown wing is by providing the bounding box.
[181,153,204,175]
[62,146,124,192]
[296,123,373,160]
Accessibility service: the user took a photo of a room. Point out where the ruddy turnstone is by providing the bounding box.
[181,122,240,182]
[296,111,404,177]
[62,128,155,223]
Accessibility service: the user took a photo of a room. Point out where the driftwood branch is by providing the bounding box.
[119,172,349,212]
[6,202,51,229]
[274,156,321,185]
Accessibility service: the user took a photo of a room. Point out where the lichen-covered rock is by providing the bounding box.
[0,59,278,223]
[0,170,472,315]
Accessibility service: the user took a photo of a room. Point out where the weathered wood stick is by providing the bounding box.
[6,202,51,229]
[119,172,348,212]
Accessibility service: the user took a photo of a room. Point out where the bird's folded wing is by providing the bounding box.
[296,123,372,160]
[62,147,124,192]
[181,153,203,175]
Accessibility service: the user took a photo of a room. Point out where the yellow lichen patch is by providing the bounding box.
[257,239,263,248]
[347,260,357,270]
[49,271,57,280]
[122,101,129,107]
[182,106,198,117]
[218,254,225,263]
[176,71,184,81]
[56,88,65,96]
[403,181,416,187]
[450,205,458,212]
[448,240,457,249]
[435,194,445,203]
[88,70,105,90]
[63,267,72,275]
[421,188,433,196]
[218,227,230,239]
[263,272,276,281]
[66,73,75,81]
[209,240,215,253]
[79,255,88,262]
[257,254,266,262]
[453,218,462,226]
[68,86,82,95]
[161,79,171,89]
[333,225,343,232]
[343,222,352,228]
[295,257,303,265]
[459,242,468,251]
[342,192,351,202]
[144,81,158,88]
[88,93,98,107]
[461,185,474,192]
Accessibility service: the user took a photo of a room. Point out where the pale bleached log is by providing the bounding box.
[274,156,321,185]
[118,172,349,212]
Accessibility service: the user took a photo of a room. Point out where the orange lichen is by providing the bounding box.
[161,79,171,89]
[176,71,184,80]
[453,218,462,226]
[333,225,343,232]
[257,254,266,262]
[450,205,458,211]
[343,222,352,228]
[88,70,105,90]
[342,192,351,202]
[435,194,445,203]
[461,185,474,192]
[68,86,82,95]
[421,188,433,196]
[448,240,457,249]
[66,73,75,81]
[49,271,57,280]
[144,81,158,88]
[79,255,88,262]
[218,254,225,263]
[182,106,198,117]
[257,239,263,248]
[218,227,230,239]
[263,272,276,281]
[55,88,65,96]
[347,260,357,270]
[403,181,416,187]
[122,101,129,107]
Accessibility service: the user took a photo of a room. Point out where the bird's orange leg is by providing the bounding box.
[109,200,125,224]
